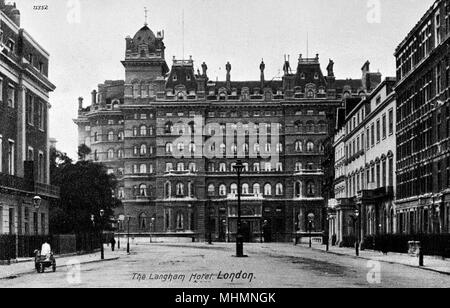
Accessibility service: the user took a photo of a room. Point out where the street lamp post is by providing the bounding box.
[325,215,330,252]
[233,160,246,258]
[99,209,105,260]
[127,216,131,254]
[308,213,315,248]
[354,208,360,257]
[150,217,155,243]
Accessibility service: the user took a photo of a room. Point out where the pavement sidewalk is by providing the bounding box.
[302,244,450,275]
[0,246,122,279]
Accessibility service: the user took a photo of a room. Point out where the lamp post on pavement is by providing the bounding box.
[354,208,360,257]
[99,209,105,260]
[127,216,131,254]
[308,213,315,248]
[232,160,246,258]
[150,217,155,243]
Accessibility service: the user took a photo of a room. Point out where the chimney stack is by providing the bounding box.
[78,97,84,110]
[91,90,97,105]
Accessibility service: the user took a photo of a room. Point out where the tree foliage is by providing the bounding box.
[49,147,120,234]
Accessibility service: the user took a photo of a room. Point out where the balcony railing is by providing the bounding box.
[35,182,60,199]
[0,173,60,199]
[0,173,27,191]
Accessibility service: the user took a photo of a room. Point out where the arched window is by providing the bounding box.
[208,184,215,196]
[264,184,272,196]
[176,212,184,229]
[307,181,316,195]
[117,149,124,159]
[140,125,147,136]
[139,184,147,197]
[276,143,283,153]
[253,183,261,196]
[231,144,237,154]
[219,144,226,154]
[108,131,114,142]
[189,143,196,154]
[242,184,249,195]
[295,121,302,132]
[177,162,184,171]
[219,184,227,196]
[118,131,124,141]
[306,141,314,152]
[295,181,302,198]
[133,127,138,137]
[306,121,315,133]
[295,162,302,172]
[140,144,147,155]
[107,149,114,159]
[276,183,283,195]
[243,163,249,172]
[166,143,173,154]
[307,89,314,98]
[230,183,238,195]
[176,183,184,196]
[165,122,173,134]
[254,143,260,154]
[264,143,271,153]
[139,213,147,230]
[243,143,249,154]
[219,163,227,172]
[253,163,260,172]
[139,164,147,174]
[295,141,303,152]
[94,132,98,142]
[177,143,185,152]
[189,163,196,172]
[164,182,171,198]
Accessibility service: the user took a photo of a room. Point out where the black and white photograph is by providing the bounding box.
[0,0,449,294]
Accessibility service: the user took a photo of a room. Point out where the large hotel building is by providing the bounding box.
[75,22,381,242]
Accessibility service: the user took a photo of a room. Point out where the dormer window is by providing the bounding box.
[314,73,319,79]
[300,73,305,79]
[173,74,178,81]
[186,75,191,81]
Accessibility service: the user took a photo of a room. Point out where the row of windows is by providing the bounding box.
[346,156,395,197]
[165,142,284,155]
[206,162,284,173]
[207,183,284,197]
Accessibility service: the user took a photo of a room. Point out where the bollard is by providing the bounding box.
[419,247,424,267]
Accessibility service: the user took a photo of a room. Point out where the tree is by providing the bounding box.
[78,144,92,161]
[49,147,121,234]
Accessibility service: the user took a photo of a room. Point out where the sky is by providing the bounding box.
[15,0,434,159]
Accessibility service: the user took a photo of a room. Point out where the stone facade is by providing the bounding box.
[395,0,450,235]
[75,23,380,242]
[0,1,58,236]
[329,78,396,246]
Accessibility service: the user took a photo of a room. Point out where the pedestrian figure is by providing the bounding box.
[110,237,116,252]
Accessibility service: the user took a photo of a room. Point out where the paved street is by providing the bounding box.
[1,242,449,288]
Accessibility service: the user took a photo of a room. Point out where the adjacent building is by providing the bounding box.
[395,0,450,235]
[0,1,59,236]
[329,77,396,246]
[75,21,382,242]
